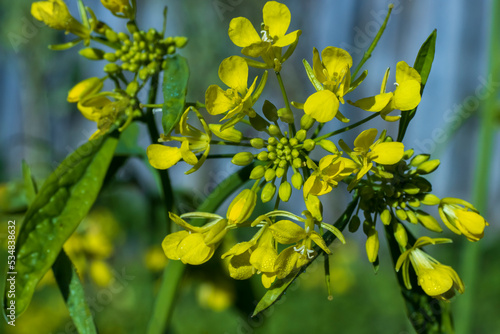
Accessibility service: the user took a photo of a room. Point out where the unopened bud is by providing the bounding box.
[303,139,316,151]
[406,210,418,224]
[277,107,294,124]
[105,29,118,42]
[365,229,379,263]
[319,139,338,153]
[416,210,442,232]
[257,151,268,161]
[174,36,188,48]
[380,209,391,225]
[410,154,430,167]
[396,209,407,220]
[231,152,254,166]
[264,168,276,181]
[210,124,242,143]
[268,124,281,136]
[227,189,257,224]
[420,193,440,206]
[300,114,315,130]
[292,158,303,169]
[126,81,139,96]
[104,63,120,73]
[295,129,307,142]
[291,172,303,190]
[250,165,266,179]
[275,167,285,178]
[261,183,276,203]
[394,223,408,247]
[250,138,265,149]
[79,48,104,60]
[403,149,414,160]
[416,160,440,174]
[279,181,292,202]
[403,183,420,195]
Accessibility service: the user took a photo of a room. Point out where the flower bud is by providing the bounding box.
[303,139,316,151]
[396,209,407,220]
[348,215,361,233]
[227,189,257,224]
[231,152,254,166]
[174,36,188,48]
[279,181,292,202]
[291,172,303,190]
[209,124,242,143]
[420,193,440,206]
[250,165,266,179]
[403,183,420,195]
[264,168,276,181]
[105,29,118,42]
[275,167,285,178]
[104,63,120,73]
[67,77,103,103]
[79,48,105,60]
[365,229,379,263]
[250,138,265,149]
[292,158,303,169]
[277,107,294,124]
[407,198,420,207]
[257,151,268,161]
[300,114,315,130]
[319,140,338,153]
[410,154,430,167]
[403,149,414,160]
[126,81,139,96]
[416,210,442,232]
[261,183,276,203]
[268,124,281,136]
[406,210,419,224]
[417,160,440,174]
[394,223,408,247]
[104,53,117,62]
[380,208,391,225]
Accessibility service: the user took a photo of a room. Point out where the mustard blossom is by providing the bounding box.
[31,0,90,39]
[438,198,488,242]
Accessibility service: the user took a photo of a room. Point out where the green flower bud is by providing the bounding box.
[416,160,440,174]
[267,145,276,152]
[268,137,278,145]
[250,138,265,149]
[279,181,292,202]
[262,100,278,122]
[257,151,269,161]
[394,223,408,247]
[406,210,418,224]
[268,152,277,161]
[118,32,129,41]
[79,48,105,60]
[303,139,316,151]
[420,193,440,206]
[126,81,139,96]
[174,36,188,48]
[126,22,138,34]
[416,210,442,232]
[167,45,176,54]
[278,107,294,123]
[403,183,420,195]
[278,160,287,168]
[413,177,432,193]
[380,209,391,225]
[250,165,266,179]
[268,124,281,136]
[139,68,149,81]
[104,53,117,62]
[300,114,315,130]
[146,28,157,41]
[291,172,303,190]
[295,129,307,142]
[276,167,285,178]
[292,158,303,169]
[318,139,338,153]
[289,138,298,146]
[403,149,414,160]
[291,149,300,158]
[105,29,118,43]
[104,63,120,73]
[128,63,139,72]
[407,198,420,207]
[264,168,276,181]
[261,183,276,203]
[277,143,283,150]
[279,137,288,145]
[348,215,361,233]
[231,152,254,166]
[365,229,379,263]
[410,154,430,167]
[396,209,407,221]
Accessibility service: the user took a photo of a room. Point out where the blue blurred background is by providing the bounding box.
[1,0,499,333]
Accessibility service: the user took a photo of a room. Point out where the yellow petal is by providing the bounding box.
[218,56,248,95]
[354,128,378,151]
[312,47,327,83]
[222,241,255,259]
[274,246,298,279]
[162,230,189,260]
[147,144,182,169]
[209,124,242,142]
[418,266,454,298]
[242,43,270,58]
[205,85,235,115]
[67,77,103,102]
[228,252,255,280]
[226,189,257,224]
[177,233,213,265]
[263,1,291,39]
[304,90,339,123]
[77,96,111,122]
[261,273,276,288]
[274,30,300,47]
[250,246,277,272]
[349,92,393,112]
[228,17,261,47]
[396,61,421,84]
[369,142,404,165]
[268,220,306,244]
[393,80,421,111]
[180,140,198,165]
[309,232,331,254]
[380,68,390,94]
[455,210,485,241]
[321,47,352,80]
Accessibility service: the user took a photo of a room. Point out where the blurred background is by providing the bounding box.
[1,0,499,333]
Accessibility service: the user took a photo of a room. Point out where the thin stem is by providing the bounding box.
[90,36,121,50]
[311,123,324,139]
[210,140,253,147]
[455,0,500,332]
[314,113,378,142]
[206,154,235,159]
[351,5,393,79]
[275,71,296,136]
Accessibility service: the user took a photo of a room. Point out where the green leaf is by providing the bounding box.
[384,216,453,334]
[397,30,437,142]
[22,161,37,204]
[52,250,97,334]
[253,193,360,317]
[4,133,118,316]
[161,54,189,135]
[147,164,254,334]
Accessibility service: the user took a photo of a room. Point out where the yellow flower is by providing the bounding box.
[31,0,89,39]
[303,155,356,197]
[339,128,404,189]
[163,190,257,265]
[205,56,266,129]
[304,47,352,123]
[396,237,464,301]
[438,198,488,242]
[147,107,211,174]
[228,1,301,67]
[67,77,104,103]
[222,227,278,288]
[349,61,421,121]
[101,0,130,15]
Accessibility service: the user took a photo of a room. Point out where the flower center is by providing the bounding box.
[261,29,274,43]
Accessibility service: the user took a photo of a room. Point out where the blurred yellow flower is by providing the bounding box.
[439,198,488,242]
[303,155,356,197]
[304,47,352,123]
[349,61,421,121]
[101,0,130,14]
[31,0,90,39]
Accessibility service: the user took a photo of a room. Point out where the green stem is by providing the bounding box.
[455,0,500,332]
[351,4,393,79]
[90,36,121,50]
[206,154,235,159]
[314,113,378,142]
[210,140,253,147]
[275,71,296,136]
[145,73,175,226]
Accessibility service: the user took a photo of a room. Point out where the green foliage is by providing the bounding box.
[162,55,190,135]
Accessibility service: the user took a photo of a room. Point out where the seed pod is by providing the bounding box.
[279,181,292,202]
[231,152,254,166]
[250,165,266,179]
[261,183,276,203]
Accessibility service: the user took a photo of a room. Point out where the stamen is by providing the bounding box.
[394,82,399,87]
[306,249,315,259]
[260,30,273,43]
[294,245,305,253]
